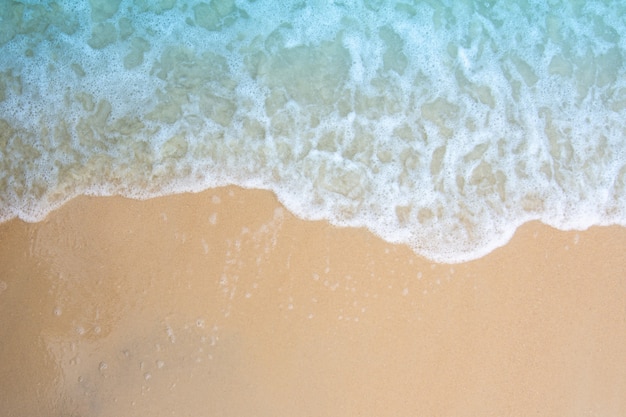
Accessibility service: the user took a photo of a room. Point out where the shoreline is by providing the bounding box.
[3,185,622,265]
[1,186,625,416]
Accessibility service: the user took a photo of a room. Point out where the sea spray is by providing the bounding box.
[0,0,625,262]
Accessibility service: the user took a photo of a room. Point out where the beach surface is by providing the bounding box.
[1,186,625,416]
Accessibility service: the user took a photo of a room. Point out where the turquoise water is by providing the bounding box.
[0,0,625,262]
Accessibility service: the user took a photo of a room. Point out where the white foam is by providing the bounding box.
[0,0,625,261]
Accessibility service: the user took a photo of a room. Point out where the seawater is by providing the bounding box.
[1,0,625,262]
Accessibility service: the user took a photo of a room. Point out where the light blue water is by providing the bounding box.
[0,0,625,262]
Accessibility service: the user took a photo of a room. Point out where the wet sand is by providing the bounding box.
[1,186,625,416]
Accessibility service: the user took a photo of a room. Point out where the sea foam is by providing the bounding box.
[0,0,625,262]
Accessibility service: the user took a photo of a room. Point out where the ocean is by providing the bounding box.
[0,0,624,262]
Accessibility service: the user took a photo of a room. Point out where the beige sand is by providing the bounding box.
[1,186,625,416]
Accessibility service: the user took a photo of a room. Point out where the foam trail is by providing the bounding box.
[0,0,625,262]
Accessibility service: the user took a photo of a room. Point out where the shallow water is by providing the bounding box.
[1,0,625,262]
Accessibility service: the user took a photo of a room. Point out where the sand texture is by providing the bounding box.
[1,187,625,416]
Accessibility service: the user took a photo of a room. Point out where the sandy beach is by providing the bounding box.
[1,186,625,416]
[2,2,625,416]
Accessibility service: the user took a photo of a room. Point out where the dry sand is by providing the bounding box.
[1,186,625,416]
